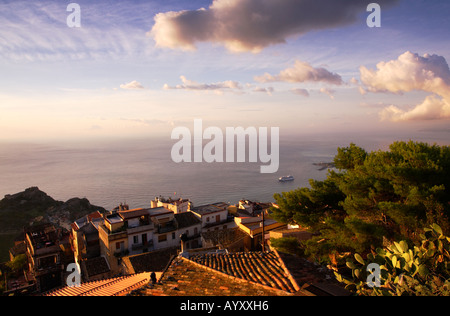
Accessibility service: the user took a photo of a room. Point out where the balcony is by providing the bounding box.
[156,220,178,234]
[131,240,154,252]
[127,223,154,235]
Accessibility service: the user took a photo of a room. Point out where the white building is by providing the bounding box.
[150,196,191,214]
[190,202,234,232]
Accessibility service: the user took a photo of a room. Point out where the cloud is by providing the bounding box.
[360,51,450,95]
[0,2,155,62]
[290,88,310,97]
[149,0,399,53]
[252,86,275,96]
[319,87,336,99]
[255,60,343,85]
[360,51,450,121]
[164,76,242,94]
[120,80,145,90]
[380,96,450,122]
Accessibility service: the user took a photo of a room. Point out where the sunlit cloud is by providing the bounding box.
[360,51,450,121]
[149,0,400,53]
[319,87,336,100]
[255,60,343,85]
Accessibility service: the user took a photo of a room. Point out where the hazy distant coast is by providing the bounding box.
[312,162,336,171]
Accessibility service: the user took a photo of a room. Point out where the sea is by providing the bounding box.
[1,130,450,211]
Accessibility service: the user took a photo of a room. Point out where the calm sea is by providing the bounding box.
[1,131,449,210]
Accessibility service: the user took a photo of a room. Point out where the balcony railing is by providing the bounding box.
[127,223,154,235]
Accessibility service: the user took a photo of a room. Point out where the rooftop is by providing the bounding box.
[191,202,228,216]
[188,251,298,293]
[81,256,111,279]
[44,273,154,296]
[147,207,173,217]
[118,208,150,220]
[174,212,201,229]
[122,247,179,275]
[72,211,103,231]
[25,223,60,252]
[131,256,292,296]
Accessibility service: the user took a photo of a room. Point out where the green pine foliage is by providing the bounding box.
[271,141,450,264]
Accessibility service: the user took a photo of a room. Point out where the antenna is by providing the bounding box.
[261,209,266,252]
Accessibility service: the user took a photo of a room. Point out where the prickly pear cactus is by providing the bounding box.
[335,224,450,296]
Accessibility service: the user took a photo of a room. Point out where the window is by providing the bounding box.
[172,232,175,240]
[133,236,139,244]
[116,241,124,251]
[158,234,167,242]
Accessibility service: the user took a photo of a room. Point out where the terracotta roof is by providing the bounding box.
[43,273,154,296]
[130,256,292,296]
[122,247,179,274]
[275,251,351,296]
[188,251,298,293]
[81,256,110,279]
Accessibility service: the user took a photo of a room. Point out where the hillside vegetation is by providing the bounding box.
[271,141,450,263]
[0,187,106,261]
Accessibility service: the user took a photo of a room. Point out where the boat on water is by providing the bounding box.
[279,175,294,182]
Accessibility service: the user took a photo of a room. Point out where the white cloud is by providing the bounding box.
[380,96,450,122]
[255,60,343,85]
[360,51,450,121]
[149,0,399,53]
[164,76,242,94]
[120,81,145,90]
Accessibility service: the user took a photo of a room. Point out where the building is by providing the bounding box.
[236,200,273,217]
[174,211,202,249]
[234,216,286,251]
[71,211,104,262]
[190,202,232,232]
[99,206,202,274]
[201,227,248,252]
[150,196,191,214]
[24,224,72,292]
[99,208,155,273]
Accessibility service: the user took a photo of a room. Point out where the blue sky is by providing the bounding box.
[1,0,450,141]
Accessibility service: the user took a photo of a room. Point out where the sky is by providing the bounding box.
[1,0,450,142]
